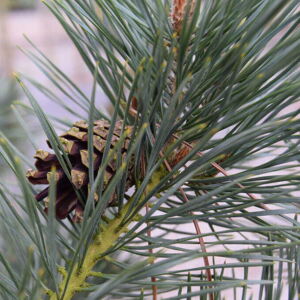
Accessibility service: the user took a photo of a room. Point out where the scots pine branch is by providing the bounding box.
[47,169,166,300]
[1,1,300,299]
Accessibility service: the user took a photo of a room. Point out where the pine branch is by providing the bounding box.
[1,1,300,299]
[47,168,166,300]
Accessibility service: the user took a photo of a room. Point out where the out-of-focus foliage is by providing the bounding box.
[0,79,19,142]
[7,0,36,10]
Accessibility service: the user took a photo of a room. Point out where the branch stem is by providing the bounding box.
[49,200,132,300]
[48,169,165,300]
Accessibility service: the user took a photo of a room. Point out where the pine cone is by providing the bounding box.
[27,120,134,222]
[171,0,195,33]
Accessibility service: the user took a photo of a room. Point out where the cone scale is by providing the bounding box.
[27,120,134,221]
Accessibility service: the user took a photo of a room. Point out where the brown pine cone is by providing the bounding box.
[27,120,134,222]
[171,0,195,33]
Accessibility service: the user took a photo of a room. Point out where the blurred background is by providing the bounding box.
[0,0,104,170]
[0,0,90,89]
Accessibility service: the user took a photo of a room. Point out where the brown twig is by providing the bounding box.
[142,152,158,300]
[177,138,268,210]
[160,151,214,300]
[146,203,158,300]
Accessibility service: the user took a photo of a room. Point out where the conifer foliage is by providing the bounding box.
[0,0,300,299]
